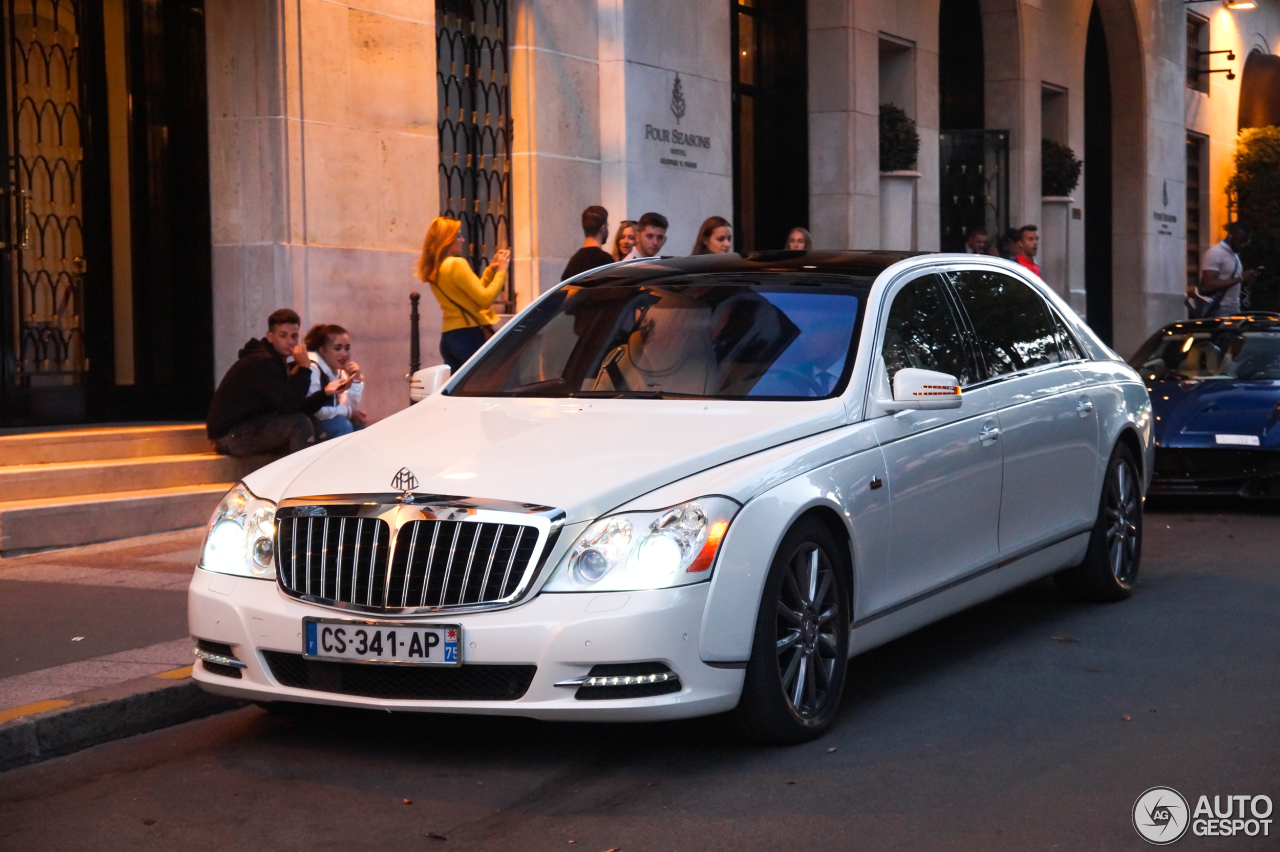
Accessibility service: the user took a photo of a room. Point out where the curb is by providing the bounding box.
[0,669,243,773]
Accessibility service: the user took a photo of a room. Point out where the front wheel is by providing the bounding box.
[734,517,850,744]
[1055,441,1143,602]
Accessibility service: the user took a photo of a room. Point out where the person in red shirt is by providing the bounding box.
[1013,224,1040,277]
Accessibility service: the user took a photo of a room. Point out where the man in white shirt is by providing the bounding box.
[963,228,987,254]
[622,212,668,260]
[1200,222,1255,317]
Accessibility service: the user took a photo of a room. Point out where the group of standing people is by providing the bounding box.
[962,224,1041,278]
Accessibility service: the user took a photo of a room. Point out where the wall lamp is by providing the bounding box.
[1184,0,1257,8]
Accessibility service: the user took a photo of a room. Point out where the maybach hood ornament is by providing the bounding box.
[391,467,419,502]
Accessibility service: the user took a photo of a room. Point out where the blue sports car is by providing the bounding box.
[1128,312,1280,496]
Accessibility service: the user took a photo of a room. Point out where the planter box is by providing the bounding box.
[880,171,920,251]
[1040,196,1073,296]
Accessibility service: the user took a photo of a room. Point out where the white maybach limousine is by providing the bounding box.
[190,251,1153,742]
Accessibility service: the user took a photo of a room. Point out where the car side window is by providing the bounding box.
[947,269,1060,378]
[1051,309,1086,361]
[881,273,977,386]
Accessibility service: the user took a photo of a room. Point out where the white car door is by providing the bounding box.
[945,269,1100,556]
[864,271,1003,616]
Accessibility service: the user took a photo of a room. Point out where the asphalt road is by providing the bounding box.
[1,503,1277,851]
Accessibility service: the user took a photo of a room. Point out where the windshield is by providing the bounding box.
[1130,329,1280,381]
[449,276,870,399]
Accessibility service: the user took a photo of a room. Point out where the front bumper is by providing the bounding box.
[188,568,744,721]
[1151,446,1280,497]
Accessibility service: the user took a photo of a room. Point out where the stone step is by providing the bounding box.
[0,424,211,466]
[0,484,230,555]
[0,454,271,502]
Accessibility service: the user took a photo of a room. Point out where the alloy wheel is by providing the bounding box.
[775,543,841,718]
[1105,458,1140,585]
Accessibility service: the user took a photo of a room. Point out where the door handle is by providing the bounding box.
[979,425,1001,443]
[1077,399,1094,416]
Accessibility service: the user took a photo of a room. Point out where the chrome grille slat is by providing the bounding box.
[400,522,421,608]
[499,526,525,598]
[476,524,503,606]
[366,522,380,605]
[276,508,543,614]
[438,523,463,607]
[320,518,330,600]
[334,519,347,601]
[418,521,442,607]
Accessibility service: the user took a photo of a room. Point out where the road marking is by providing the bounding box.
[0,638,193,711]
[0,699,74,724]
[154,666,193,680]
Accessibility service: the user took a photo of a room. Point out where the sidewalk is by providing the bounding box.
[0,529,241,770]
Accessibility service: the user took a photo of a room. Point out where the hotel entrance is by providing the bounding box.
[0,0,213,426]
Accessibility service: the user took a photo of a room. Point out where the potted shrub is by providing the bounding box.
[1229,126,1280,310]
[1040,139,1082,294]
[880,103,920,250]
[1041,139,1082,197]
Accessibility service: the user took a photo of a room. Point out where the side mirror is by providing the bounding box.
[409,365,451,403]
[879,367,963,411]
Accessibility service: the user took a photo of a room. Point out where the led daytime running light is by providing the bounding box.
[581,672,677,687]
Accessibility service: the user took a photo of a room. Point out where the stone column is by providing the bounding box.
[510,1,602,306]
[597,0,732,263]
[206,0,438,421]
[807,1,879,250]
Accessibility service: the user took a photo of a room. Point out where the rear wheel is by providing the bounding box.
[734,517,850,744]
[1055,441,1143,602]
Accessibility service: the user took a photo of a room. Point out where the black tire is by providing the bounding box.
[733,517,850,744]
[1055,441,1143,602]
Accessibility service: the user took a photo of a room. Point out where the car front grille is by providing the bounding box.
[261,651,536,701]
[276,514,541,613]
[1153,448,1280,496]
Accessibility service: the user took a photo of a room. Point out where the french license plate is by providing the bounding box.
[304,619,461,665]
[1215,434,1260,447]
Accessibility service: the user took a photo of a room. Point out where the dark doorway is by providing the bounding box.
[0,0,212,427]
[731,0,808,253]
[1084,2,1113,345]
[938,0,1005,252]
[938,0,984,131]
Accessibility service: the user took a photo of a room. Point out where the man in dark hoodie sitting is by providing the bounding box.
[207,308,348,457]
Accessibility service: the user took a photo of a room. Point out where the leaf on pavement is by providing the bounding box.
[1051,635,1080,643]
[403,798,412,805]
[1122,714,1131,722]
[426,833,447,841]
[827,747,837,753]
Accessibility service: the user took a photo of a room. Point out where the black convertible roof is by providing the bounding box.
[568,250,924,286]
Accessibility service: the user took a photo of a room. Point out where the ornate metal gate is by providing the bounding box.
[436,0,514,312]
[0,0,87,403]
[939,129,1009,253]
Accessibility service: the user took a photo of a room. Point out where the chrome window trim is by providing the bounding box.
[275,494,566,617]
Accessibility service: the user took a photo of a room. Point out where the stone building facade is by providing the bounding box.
[2,0,1276,425]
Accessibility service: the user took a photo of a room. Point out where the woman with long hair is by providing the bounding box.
[785,227,812,250]
[691,216,733,255]
[611,219,638,261]
[416,217,511,372]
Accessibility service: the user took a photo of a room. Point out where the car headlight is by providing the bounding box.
[543,497,739,592]
[199,483,277,579]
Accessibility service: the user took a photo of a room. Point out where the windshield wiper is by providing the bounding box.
[571,388,667,399]
[495,377,570,396]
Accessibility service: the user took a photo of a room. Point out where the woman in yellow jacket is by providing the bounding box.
[416,217,511,371]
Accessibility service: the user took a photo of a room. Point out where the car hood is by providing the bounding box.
[252,395,848,522]
[1151,378,1280,447]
